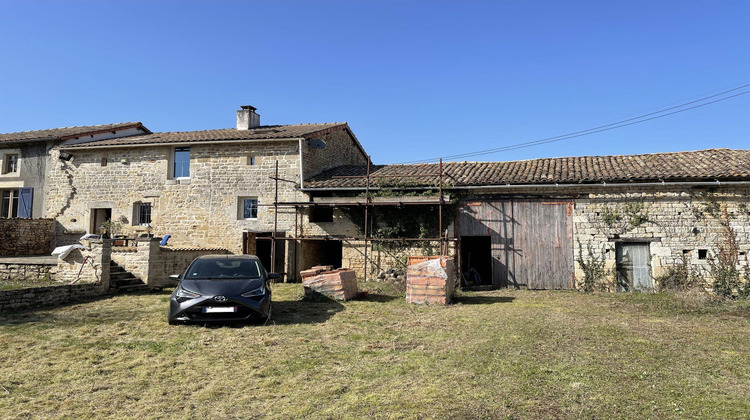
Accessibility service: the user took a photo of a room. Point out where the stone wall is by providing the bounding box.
[55,239,110,288]
[451,184,750,290]
[0,239,110,313]
[0,218,55,256]
[110,237,229,288]
[0,263,56,282]
[46,143,307,254]
[572,185,750,291]
[340,239,457,280]
[302,128,369,179]
[0,283,102,314]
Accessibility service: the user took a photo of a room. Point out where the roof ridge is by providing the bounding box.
[378,148,742,166]
[142,122,347,136]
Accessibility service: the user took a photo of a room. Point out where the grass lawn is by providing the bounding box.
[1,283,749,419]
[0,279,60,291]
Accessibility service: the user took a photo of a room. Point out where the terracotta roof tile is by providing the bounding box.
[59,122,348,148]
[304,148,750,188]
[0,122,145,144]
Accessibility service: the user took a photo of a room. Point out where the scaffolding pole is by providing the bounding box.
[272,160,278,274]
[363,156,371,282]
[439,158,444,255]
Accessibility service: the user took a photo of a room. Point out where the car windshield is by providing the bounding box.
[186,259,262,280]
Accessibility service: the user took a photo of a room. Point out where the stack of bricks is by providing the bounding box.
[300,265,334,280]
[406,257,456,305]
[302,268,358,301]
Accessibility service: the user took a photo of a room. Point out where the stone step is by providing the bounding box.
[111,277,142,286]
[110,271,135,280]
[108,261,146,293]
[111,283,148,292]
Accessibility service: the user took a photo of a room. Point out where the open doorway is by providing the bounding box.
[300,239,343,271]
[90,208,112,234]
[244,232,286,274]
[460,236,492,287]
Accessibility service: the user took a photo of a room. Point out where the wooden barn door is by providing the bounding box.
[512,201,574,289]
[458,200,574,289]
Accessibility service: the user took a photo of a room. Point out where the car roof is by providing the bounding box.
[193,254,260,261]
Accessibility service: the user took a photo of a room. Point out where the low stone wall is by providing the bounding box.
[55,240,111,287]
[111,237,228,288]
[0,263,56,282]
[0,240,112,313]
[0,283,102,314]
[0,218,55,256]
[342,240,457,281]
[154,247,229,287]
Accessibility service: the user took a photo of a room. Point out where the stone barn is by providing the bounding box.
[304,148,750,291]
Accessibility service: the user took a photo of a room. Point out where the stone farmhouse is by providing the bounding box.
[1,106,749,290]
[0,122,150,219]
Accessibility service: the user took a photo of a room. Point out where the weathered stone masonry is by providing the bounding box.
[0,218,55,256]
[43,126,370,281]
[464,184,750,289]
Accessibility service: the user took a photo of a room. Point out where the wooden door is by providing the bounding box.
[513,202,574,289]
[458,200,574,289]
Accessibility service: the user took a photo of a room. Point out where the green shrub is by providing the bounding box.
[577,241,608,293]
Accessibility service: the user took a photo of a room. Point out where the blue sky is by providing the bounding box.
[1,0,748,164]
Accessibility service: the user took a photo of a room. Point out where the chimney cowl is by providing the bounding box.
[237,105,260,130]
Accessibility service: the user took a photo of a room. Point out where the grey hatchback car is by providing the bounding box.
[168,255,278,325]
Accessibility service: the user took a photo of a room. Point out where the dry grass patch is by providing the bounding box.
[1,284,749,419]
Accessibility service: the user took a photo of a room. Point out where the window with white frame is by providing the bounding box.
[3,154,18,174]
[134,202,152,225]
[239,197,258,219]
[1,189,19,218]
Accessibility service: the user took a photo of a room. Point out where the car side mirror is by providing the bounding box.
[169,274,181,280]
[267,273,281,281]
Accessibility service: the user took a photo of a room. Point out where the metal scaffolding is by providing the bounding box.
[262,158,456,281]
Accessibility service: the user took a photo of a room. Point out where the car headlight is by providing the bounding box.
[241,284,266,297]
[175,286,202,299]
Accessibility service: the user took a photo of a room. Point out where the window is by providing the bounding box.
[101,157,107,167]
[247,155,256,165]
[134,202,152,225]
[1,189,19,218]
[310,207,333,223]
[239,197,258,219]
[3,154,18,174]
[173,147,190,178]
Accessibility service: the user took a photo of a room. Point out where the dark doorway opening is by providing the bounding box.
[461,236,492,286]
[243,232,286,275]
[301,240,343,271]
[90,208,112,234]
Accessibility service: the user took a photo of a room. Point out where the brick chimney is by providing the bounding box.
[236,105,260,130]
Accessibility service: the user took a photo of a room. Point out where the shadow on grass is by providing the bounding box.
[358,293,401,303]
[270,295,345,325]
[453,295,515,305]
[0,288,170,326]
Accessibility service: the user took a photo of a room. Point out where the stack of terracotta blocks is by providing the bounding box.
[300,265,334,280]
[406,256,456,305]
[301,267,358,301]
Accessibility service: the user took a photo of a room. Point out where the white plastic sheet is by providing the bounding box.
[52,244,87,260]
